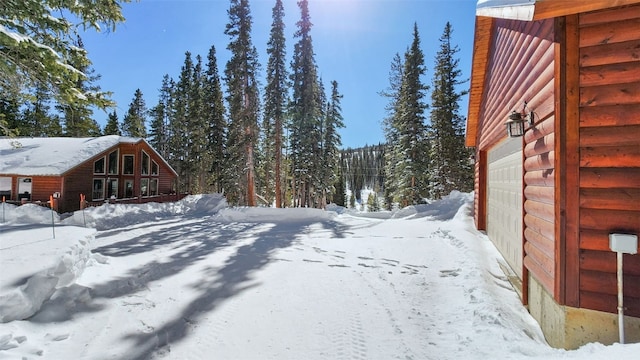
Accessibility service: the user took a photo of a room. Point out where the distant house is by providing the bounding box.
[0,136,179,213]
[467,0,640,349]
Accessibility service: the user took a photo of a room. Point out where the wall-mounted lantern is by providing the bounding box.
[505,103,535,138]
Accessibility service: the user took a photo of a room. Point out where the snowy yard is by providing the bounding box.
[0,193,637,359]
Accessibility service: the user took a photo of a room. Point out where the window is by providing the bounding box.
[151,160,159,176]
[108,150,119,175]
[94,157,106,174]
[150,179,158,196]
[123,155,134,175]
[124,180,134,198]
[18,177,32,200]
[141,151,150,175]
[92,179,105,201]
[107,179,118,199]
[0,177,12,200]
[140,178,149,197]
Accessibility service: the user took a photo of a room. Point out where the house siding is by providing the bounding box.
[577,5,640,317]
[474,18,557,294]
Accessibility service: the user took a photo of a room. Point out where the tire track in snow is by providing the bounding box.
[329,307,368,360]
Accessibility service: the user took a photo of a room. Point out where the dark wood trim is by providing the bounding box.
[564,14,581,308]
[534,1,640,20]
[554,15,581,306]
[553,16,565,303]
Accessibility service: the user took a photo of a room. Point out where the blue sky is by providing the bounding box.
[81,0,478,149]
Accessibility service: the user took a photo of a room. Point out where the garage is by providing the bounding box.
[487,137,523,279]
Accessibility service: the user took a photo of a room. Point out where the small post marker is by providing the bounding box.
[50,195,56,239]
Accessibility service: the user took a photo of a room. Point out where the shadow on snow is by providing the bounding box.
[28,212,347,359]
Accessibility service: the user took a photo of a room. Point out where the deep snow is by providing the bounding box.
[0,193,638,359]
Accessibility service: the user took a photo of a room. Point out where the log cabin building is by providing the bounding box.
[467,0,640,349]
[0,136,179,213]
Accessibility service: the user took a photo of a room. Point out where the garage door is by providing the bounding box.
[487,137,523,279]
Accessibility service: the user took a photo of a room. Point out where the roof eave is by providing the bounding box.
[465,16,495,147]
[476,0,640,21]
[476,4,535,21]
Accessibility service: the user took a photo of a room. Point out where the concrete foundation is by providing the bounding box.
[528,275,640,349]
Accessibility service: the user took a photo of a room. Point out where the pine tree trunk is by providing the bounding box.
[246,134,256,206]
[275,117,282,208]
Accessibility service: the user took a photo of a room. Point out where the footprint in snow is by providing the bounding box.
[44,333,69,342]
[357,263,380,268]
[439,268,461,277]
[303,259,323,263]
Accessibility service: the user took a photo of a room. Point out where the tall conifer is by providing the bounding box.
[149,75,173,159]
[188,55,208,193]
[262,0,288,207]
[224,0,261,206]
[104,110,121,135]
[322,80,345,206]
[170,52,194,193]
[204,46,227,194]
[428,22,473,198]
[122,88,148,137]
[290,0,323,207]
[381,53,404,209]
[394,24,429,206]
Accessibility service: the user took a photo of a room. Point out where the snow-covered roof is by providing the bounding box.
[476,0,536,20]
[0,136,140,176]
[476,0,640,21]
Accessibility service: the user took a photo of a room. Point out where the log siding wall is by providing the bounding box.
[474,18,558,296]
[577,5,640,317]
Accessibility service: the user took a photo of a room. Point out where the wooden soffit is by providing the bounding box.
[465,16,494,147]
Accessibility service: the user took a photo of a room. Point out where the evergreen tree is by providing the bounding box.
[394,23,429,206]
[170,53,194,193]
[149,75,173,159]
[0,0,126,114]
[321,80,345,206]
[349,189,356,209]
[381,53,403,210]
[188,55,209,193]
[224,0,261,206]
[104,110,121,135]
[122,88,148,137]
[204,46,227,194]
[333,156,346,207]
[262,0,289,207]
[58,36,103,137]
[428,22,473,198]
[290,0,323,208]
[341,144,386,207]
[21,84,62,137]
[367,192,380,212]
[0,96,22,137]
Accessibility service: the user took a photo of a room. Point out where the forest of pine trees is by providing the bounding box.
[141,0,346,208]
[2,1,472,209]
